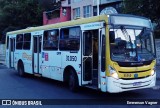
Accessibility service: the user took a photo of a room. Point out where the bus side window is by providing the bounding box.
[16,34,23,50]
[43,29,59,50]
[59,29,69,50]
[23,33,31,50]
[59,27,80,51]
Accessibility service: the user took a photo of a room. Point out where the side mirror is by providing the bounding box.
[109,31,115,43]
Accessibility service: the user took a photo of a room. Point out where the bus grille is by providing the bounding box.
[121,75,150,80]
[119,69,151,73]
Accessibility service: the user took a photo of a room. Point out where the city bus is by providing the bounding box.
[6,14,156,93]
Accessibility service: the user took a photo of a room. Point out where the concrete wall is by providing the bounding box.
[43,7,71,25]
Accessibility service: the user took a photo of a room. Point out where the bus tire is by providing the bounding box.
[69,69,79,92]
[18,62,25,77]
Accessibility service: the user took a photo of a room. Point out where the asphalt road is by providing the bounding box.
[0,65,160,108]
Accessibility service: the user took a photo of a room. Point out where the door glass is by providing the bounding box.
[83,32,92,56]
[34,37,38,53]
[101,35,106,72]
[10,39,14,52]
[39,37,42,53]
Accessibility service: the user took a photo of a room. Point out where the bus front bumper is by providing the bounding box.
[105,73,156,93]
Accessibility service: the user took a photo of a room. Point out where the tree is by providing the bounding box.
[0,0,45,43]
[123,0,160,38]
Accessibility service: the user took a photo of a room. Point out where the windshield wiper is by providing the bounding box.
[120,26,133,52]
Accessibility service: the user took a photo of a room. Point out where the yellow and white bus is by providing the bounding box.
[6,14,156,93]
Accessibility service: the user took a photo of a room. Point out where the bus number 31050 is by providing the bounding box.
[66,55,77,62]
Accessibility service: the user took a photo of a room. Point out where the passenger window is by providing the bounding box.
[43,29,59,50]
[59,27,80,51]
[23,33,31,50]
[16,34,23,50]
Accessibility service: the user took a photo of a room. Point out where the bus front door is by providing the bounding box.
[82,30,99,88]
[33,36,42,75]
[9,38,15,68]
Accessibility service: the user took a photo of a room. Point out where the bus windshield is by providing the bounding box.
[109,26,155,62]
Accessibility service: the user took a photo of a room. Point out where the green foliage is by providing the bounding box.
[0,0,46,43]
[123,0,160,38]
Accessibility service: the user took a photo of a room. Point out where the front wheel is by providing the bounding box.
[69,70,79,92]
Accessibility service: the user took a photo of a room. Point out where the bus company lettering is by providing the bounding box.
[84,23,102,29]
[22,53,32,61]
[66,55,77,61]
[81,22,103,30]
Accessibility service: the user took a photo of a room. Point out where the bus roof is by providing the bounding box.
[7,15,108,35]
[7,14,151,35]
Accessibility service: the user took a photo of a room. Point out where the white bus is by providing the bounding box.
[6,14,156,93]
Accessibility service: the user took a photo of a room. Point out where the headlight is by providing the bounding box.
[109,65,119,79]
[111,73,119,79]
[151,66,156,76]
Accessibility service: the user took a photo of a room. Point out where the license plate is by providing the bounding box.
[133,82,142,86]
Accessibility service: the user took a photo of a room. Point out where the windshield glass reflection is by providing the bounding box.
[109,26,155,62]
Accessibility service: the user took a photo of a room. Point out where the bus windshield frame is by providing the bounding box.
[109,14,152,28]
[109,15,156,66]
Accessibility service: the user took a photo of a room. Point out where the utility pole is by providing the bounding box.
[97,0,99,16]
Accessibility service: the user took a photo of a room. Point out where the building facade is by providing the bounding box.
[71,0,93,19]
[71,0,122,19]
[43,0,71,25]
[43,0,122,25]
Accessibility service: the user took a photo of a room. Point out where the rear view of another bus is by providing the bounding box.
[104,14,156,93]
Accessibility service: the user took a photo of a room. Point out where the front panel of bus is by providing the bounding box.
[104,15,156,93]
